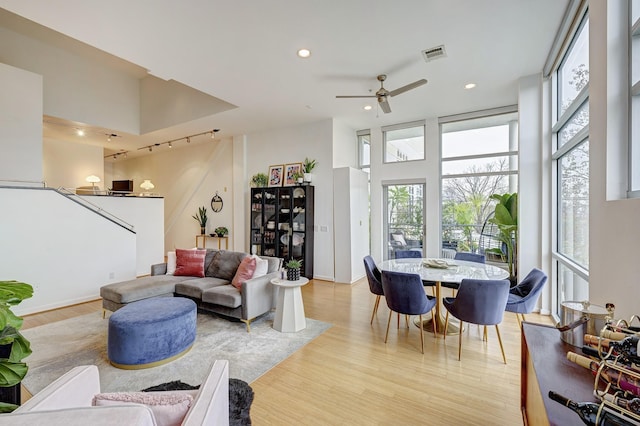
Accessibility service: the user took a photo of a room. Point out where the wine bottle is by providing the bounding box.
[548,391,599,425]
[585,334,640,365]
[601,393,640,415]
[567,352,640,397]
[549,391,638,426]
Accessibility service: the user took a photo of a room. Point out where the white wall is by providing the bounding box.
[0,23,140,134]
[88,196,164,276]
[0,188,136,316]
[43,138,104,189]
[0,62,43,183]
[245,119,335,280]
[111,139,234,253]
[588,0,640,320]
[518,74,546,313]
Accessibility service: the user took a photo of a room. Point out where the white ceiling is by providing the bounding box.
[0,0,569,158]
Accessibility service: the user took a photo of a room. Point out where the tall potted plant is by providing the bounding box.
[192,206,208,235]
[0,280,34,412]
[486,193,518,284]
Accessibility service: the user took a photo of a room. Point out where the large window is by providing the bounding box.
[552,13,589,315]
[357,130,371,173]
[440,112,518,259]
[382,121,425,163]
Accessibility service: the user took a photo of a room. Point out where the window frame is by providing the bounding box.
[382,120,426,164]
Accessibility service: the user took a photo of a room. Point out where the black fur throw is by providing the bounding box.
[142,378,254,426]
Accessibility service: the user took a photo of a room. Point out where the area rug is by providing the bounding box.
[22,311,331,395]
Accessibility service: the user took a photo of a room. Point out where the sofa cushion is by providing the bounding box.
[166,251,177,275]
[101,275,190,304]
[232,257,257,290]
[175,277,229,299]
[251,255,269,278]
[175,249,206,278]
[93,391,195,426]
[260,255,282,274]
[204,249,218,271]
[206,251,248,281]
[202,285,242,308]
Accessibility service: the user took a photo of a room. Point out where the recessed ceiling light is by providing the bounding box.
[465,83,476,89]
[297,48,311,58]
[364,105,372,111]
[76,129,85,136]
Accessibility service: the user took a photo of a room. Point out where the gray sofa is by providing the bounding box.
[100,249,283,331]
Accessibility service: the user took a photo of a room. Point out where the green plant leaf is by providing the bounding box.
[0,401,19,413]
[0,361,27,387]
[0,281,34,307]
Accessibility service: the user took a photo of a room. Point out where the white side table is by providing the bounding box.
[270,277,309,332]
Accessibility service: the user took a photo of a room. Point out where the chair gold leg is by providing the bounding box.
[370,295,381,324]
[495,324,507,364]
[521,313,526,325]
[385,311,393,343]
[241,319,252,333]
[483,325,488,342]
[102,309,106,319]
[431,310,437,338]
[458,321,464,360]
[444,310,450,339]
[405,314,409,329]
[419,314,424,354]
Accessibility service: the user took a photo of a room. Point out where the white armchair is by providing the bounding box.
[0,360,229,426]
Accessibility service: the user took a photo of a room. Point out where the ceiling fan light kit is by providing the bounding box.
[336,74,427,114]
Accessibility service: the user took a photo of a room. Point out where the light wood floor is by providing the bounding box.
[21,278,552,425]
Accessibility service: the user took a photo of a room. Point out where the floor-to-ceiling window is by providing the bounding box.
[552,12,589,316]
[440,111,518,263]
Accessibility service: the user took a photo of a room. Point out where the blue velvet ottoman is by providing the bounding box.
[107,297,197,369]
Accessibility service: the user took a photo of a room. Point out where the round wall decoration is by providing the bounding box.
[211,192,223,212]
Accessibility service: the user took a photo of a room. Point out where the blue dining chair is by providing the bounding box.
[363,256,384,324]
[442,252,487,292]
[453,251,486,264]
[381,270,437,353]
[395,250,422,259]
[443,278,510,363]
[506,268,548,328]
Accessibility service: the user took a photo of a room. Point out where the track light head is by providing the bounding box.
[149,146,152,152]
[186,137,191,143]
[168,142,172,148]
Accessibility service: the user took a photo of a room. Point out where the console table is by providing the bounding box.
[521,322,596,425]
[195,235,229,250]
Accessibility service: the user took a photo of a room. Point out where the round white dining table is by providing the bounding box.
[378,258,510,335]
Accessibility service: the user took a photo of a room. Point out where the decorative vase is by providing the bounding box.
[286,267,300,281]
[200,226,206,235]
[303,173,313,183]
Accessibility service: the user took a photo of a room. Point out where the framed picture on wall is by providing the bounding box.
[284,163,302,186]
[268,164,284,187]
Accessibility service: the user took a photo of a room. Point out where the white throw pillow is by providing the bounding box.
[392,233,407,246]
[93,391,194,426]
[251,255,269,278]
[166,251,177,275]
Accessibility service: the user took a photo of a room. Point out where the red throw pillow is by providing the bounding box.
[174,249,206,277]
[232,256,257,290]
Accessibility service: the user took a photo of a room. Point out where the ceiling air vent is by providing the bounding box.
[421,45,447,62]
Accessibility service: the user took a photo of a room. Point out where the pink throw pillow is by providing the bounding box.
[232,256,257,290]
[93,391,194,426]
[174,249,206,277]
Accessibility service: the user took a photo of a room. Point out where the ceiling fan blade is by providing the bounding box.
[378,96,391,114]
[389,79,428,97]
[336,95,377,98]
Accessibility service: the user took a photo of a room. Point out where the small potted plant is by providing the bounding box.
[302,158,317,183]
[251,173,268,188]
[214,226,228,237]
[285,259,302,281]
[0,280,34,412]
[291,171,304,185]
[192,206,208,235]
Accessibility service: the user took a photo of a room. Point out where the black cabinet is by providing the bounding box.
[250,186,314,278]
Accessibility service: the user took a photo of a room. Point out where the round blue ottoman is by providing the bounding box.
[108,297,197,369]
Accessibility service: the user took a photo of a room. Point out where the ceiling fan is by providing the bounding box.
[336,74,427,113]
